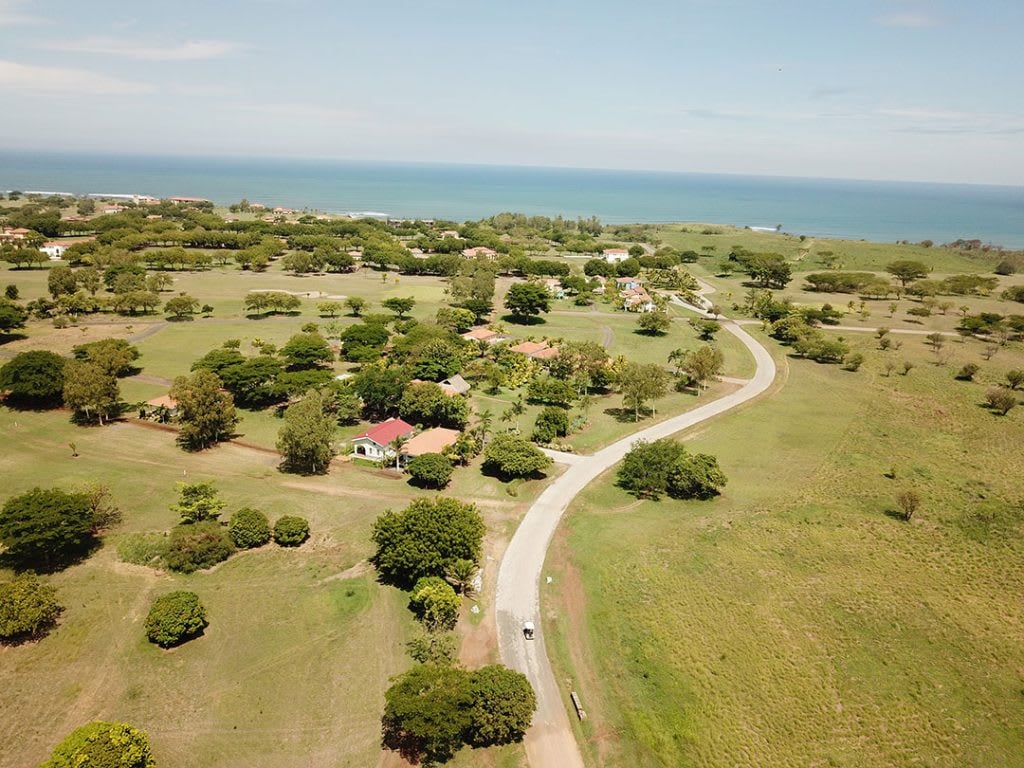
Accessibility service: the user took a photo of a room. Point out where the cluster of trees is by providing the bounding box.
[618,438,728,500]
[769,316,851,364]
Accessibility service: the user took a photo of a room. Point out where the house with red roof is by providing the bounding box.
[351,418,416,462]
[461,246,498,260]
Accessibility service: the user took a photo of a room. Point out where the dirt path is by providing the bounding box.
[494,297,779,768]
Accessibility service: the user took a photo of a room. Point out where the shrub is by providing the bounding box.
[40,722,155,767]
[483,433,552,479]
[409,576,461,631]
[406,453,454,489]
[0,573,61,642]
[985,387,1017,415]
[532,406,570,444]
[273,515,310,547]
[666,452,729,499]
[165,521,235,573]
[955,363,979,381]
[229,507,271,549]
[144,591,208,647]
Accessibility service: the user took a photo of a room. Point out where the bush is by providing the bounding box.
[228,507,271,549]
[40,721,155,768]
[483,433,552,479]
[409,576,460,631]
[144,591,208,647]
[116,533,168,567]
[273,515,310,547]
[165,521,235,573]
[985,387,1017,415]
[0,573,61,642]
[531,406,570,444]
[407,453,454,488]
[666,452,728,499]
[955,363,980,381]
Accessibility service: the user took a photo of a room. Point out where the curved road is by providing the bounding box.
[494,312,777,768]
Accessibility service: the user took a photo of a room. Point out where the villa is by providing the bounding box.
[351,418,416,461]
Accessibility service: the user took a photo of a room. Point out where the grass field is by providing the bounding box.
[544,329,1024,767]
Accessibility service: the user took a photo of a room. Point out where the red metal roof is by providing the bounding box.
[353,418,415,446]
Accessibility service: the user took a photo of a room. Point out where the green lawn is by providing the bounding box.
[545,332,1024,767]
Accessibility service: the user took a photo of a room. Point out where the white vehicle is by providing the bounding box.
[523,621,535,639]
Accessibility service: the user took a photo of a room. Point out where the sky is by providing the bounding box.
[0,0,1022,185]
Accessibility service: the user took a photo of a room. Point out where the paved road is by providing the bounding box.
[494,313,777,768]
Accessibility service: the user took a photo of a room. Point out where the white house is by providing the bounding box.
[41,242,71,260]
[351,418,416,462]
[603,248,630,264]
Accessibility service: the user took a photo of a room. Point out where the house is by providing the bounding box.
[439,374,471,396]
[461,246,498,260]
[169,196,211,205]
[510,340,560,360]
[143,394,178,421]
[591,274,607,294]
[462,327,507,344]
[402,427,461,459]
[407,247,428,259]
[540,278,565,298]
[621,288,656,313]
[41,242,72,260]
[351,418,416,461]
[603,248,630,264]
[615,276,642,292]
[0,227,32,243]
[439,230,461,239]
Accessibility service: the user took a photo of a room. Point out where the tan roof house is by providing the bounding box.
[462,327,507,344]
[510,340,560,360]
[402,427,461,458]
[461,246,498,260]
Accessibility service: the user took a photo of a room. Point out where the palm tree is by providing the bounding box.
[475,408,493,445]
[510,395,525,433]
[389,435,407,470]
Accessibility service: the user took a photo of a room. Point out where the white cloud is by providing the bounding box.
[874,11,940,28]
[39,37,244,61]
[0,0,43,26]
[0,59,153,95]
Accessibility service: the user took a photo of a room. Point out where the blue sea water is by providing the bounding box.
[1,151,1022,248]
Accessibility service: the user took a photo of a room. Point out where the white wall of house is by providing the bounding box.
[42,245,66,259]
[352,438,392,461]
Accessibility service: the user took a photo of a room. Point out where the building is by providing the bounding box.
[0,227,32,244]
[41,242,72,260]
[540,278,565,298]
[603,248,630,264]
[439,230,461,239]
[462,327,508,344]
[142,394,178,421]
[621,288,656,313]
[439,374,471,396]
[615,276,642,292]
[351,418,416,461]
[169,196,211,205]
[402,427,461,459]
[510,340,560,360]
[461,246,498,260]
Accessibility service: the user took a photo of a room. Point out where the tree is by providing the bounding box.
[273,515,310,546]
[412,339,463,381]
[144,591,208,647]
[228,507,271,549]
[47,265,77,299]
[382,664,475,764]
[407,453,454,489]
[886,260,930,287]
[925,332,945,354]
[895,490,920,521]
[532,406,570,443]
[0,350,65,406]
[280,332,333,369]
[409,576,461,631]
[0,299,28,334]
[0,573,62,642]
[466,665,536,747]
[406,628,458,665]
[955,363,979,381]
[345,296,367,316]
[1006,369,1024,390]
[72,338,139,377]
[277,391,336,474]
[383,296,416,318]
[690,318,721,340]
[62,361,119,424]
[400,381,469,429]
[483,433,552,479]
[436,306,476,333]
[743,253,792,288]
[340,322,390,361]
[618,361,670,420]
[637,309,671,335]
[985,387,1017,415]
[617,438,687,499]
[318,300,342,317]
[504,282,550,321]
[676,344,725,393]
[667,452,728,499]
[170,369,238,450]
[0,487,96,571]
[171,481,225,524]
[40,721,155,768]
[165,521,235,573]
[354,365,410,419]
[371,497,484,588]
[164,294,200,319]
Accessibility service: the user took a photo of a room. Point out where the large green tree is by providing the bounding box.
[466,665,536,747]
[280,332,334,369]
[371,497,485,588]
[0,350,65,406]
[144,591,208,647]
[504,282,551,321]
[482,433,552,479]
[886,259,930,287]
[63,360,120,424]
[40,722,156,768]
[170,369,238,450]
[0,573,62,642]
[382,664,475,764]
[400,381,468,429]
[0,487,96,571]
[277,390,336,474]
[72,338,139,377]
[618,361,670,420]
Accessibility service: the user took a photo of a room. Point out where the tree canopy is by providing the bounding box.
[482,433,552,479]
[277,390,336,474]
[371,497,484,588]
[0,487,97,571]
[0,573,62,642]
[40,722,155,768]
[170,369,238,450]
[504,282,551,321]
[0,350,66,406]
[144,591,208,647]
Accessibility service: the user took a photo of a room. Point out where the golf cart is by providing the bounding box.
[523,621,535,640]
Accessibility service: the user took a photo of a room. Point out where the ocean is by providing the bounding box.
[1,151,1022,248]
